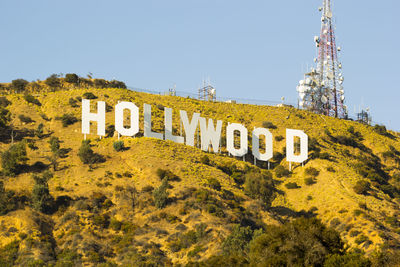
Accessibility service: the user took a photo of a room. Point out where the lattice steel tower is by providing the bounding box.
[297,0,346,118]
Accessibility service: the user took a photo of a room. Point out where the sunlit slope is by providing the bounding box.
[1,87,400,264]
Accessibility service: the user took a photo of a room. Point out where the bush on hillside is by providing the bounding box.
[109,80,127,89]
[45,74,61,89]
[59,114,78,127]
[249,217,344,266]
[262,121,277,129]
[222,225,254,255]
[0,97,11,107]
[244,171,274,207]
[82,92,97,99]
[0,107,11,129]
[65,73,79,84]
[11,79,28,92]
[18,114,34,123]
[305,167,319,177]
[1,142,28,175]
[275,165,290,178]
[78,140,104,165]
[353,180,370,195]
[23,94,41,106]
[285,182,300,189]
[32,171,55,214]
[113,141,125,152]
[304,177,316,186]
[34,123,44,138]
[153,179,169,209]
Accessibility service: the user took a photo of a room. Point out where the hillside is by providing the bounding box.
[1,79,400,266]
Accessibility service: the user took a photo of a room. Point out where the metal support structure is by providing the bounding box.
[297,0,347,118]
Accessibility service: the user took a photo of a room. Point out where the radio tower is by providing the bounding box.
[297,0,346,118]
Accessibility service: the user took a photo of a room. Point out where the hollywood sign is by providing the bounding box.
[81,99,308,165]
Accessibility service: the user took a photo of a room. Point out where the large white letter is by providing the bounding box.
[180,110,200,146]
[252,128,273,161]
[164,107,184,144]
[227,123,248,157]
[286,129,308,163]
[199,117,222,153]
[115,102,139,137]
[82,99,105,136]
[143,104,163,140]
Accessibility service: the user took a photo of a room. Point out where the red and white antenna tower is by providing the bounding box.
[297,0,347,118]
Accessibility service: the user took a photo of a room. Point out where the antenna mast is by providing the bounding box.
[297,0,346,118]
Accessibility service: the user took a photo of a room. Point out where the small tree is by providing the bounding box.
[113,141,125,152]
[32,171,54,214]
[35,123,44,138]
[153,179,169,209]
[0,107,11,129]
[1,142,28,176]
[45,74,61,89]
[244,171,274,208]
[353,180,370,195]
[11,79,28,92]
[78,140,103,165]
[65,73,79,84]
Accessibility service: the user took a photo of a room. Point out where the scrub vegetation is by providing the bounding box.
[0,75,400,265]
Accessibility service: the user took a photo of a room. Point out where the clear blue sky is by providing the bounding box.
[1,1,399,130]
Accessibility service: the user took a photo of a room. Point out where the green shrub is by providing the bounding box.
[353,180,370,195]
[45,74,61,89]
[275,165,290,178]
[153,179,169,209]
[304,177,316,186]
[113,141,125,152]
[23,94,41,106]
[1,142,28,175]
[32,171,55,214]
[18,114,34,123]
[222,225,254,255]
[78,140,104,164]
[83,92,97,99]
[65,73,79,84]
[305,167,319,177]
[249,218,343,267]
[0,107,11,129]
[155,168,179,181]
[35,123,44,138]
[327,166,335,172]
[11,79,28,92]
[109,80,127,89]
[285,182,300,189]
[0,97,11,107]
[324,252,371,267]
[59,114,78,127]
[244,171,274,207]
[262,121,277,129]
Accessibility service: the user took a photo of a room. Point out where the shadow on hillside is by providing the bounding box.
[0,128,34,144]
[19,161,49,174]
[270,206,317,221]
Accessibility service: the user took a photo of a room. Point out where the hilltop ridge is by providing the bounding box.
[1,76,400,266]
